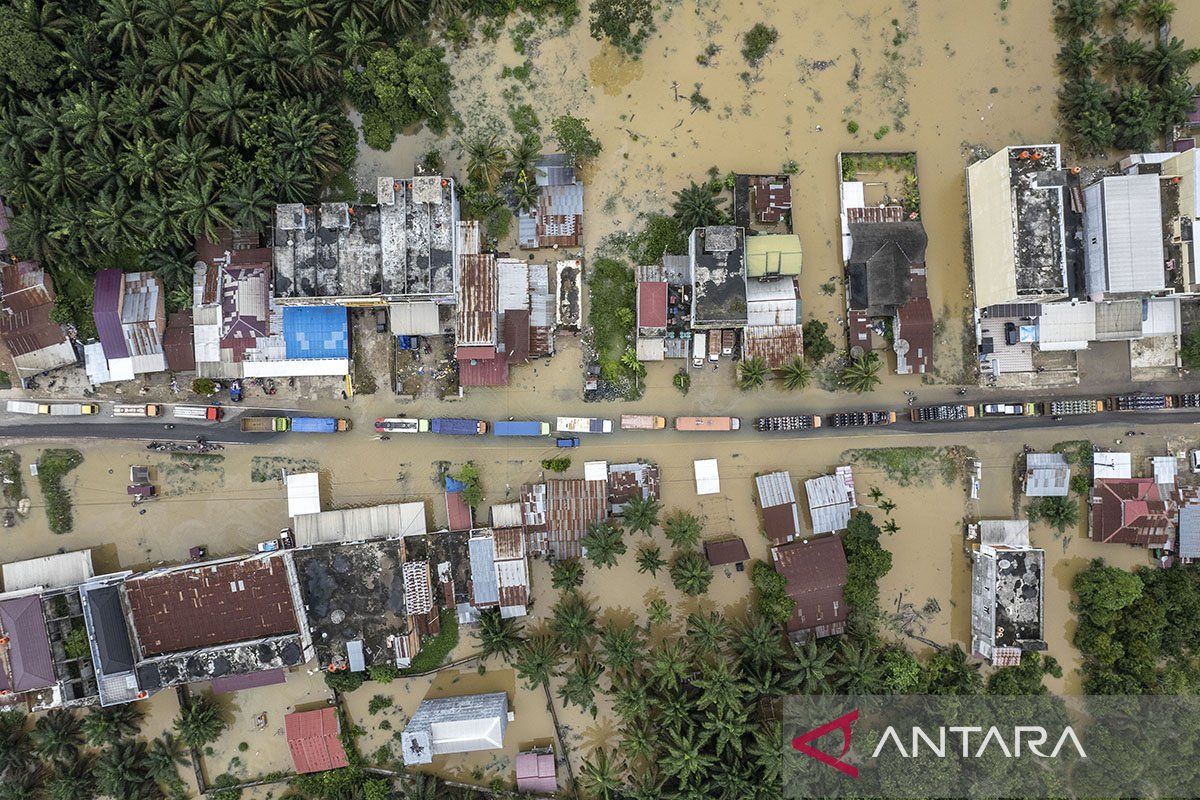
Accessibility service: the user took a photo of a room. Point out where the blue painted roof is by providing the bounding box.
[283,306,348,360]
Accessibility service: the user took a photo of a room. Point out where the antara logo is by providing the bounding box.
[791,709,860,778]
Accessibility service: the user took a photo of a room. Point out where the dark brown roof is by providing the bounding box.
[504,309,530,363]
[1,261,54,312]
[704,537,750,565]
[762,503,800,545]
[895,297,933,374]
[0,303,68,357]
[1091,478,1174,546]
[163,310,196,372]
[126,556,298,656]
[773,536,848,636]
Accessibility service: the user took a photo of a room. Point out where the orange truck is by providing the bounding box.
[674,416,741,432]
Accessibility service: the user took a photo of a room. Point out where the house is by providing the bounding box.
[771,536,849,642]
[467,528,530,620]
[520,478,608,558]
[756,472,800,544]
[742,175,793,228]
[704,537,750,567]
[79,574,141,706]
[636,278,668,361]
[191,229,274,378]
[88,270,168,383]
[607,461,660,515]
[970,535,1046,666]
[517,155,584,249]
[516,749,557,794]
[273,176,459,308]
[845,222,925,316]
[0,261,76,380]
[1024,453,1071,497]
[456,253,505,387]
[286,708,350,774]
[446,477,474,532]
[1090,478,1176,547]
[694,459,720,496]
[0,595,57,698]
[805,471,856,534]
[1083,174,1165,297]
[894,296,933,374]
[401,692,510,765]
[1093,451,1133,480]
[690,226,748,329]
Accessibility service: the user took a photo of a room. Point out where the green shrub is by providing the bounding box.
[37,449,83,534]
[368,664,399,684]
[402,609,458,675]
[64,626,90,659]
[541,457,571,472]
[191,378,216,395]
[361,110,395,151]
[324,670,365,694]
[741,23,778,66]
[802,319,836,362]
[367,695,393,715]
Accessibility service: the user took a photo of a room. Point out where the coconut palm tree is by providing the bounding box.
[670,550,712,597]
[619,720,658,768]
[550,558,584,591]
[170,178,234,243]
[671,180,727,230]
[777,355,812,390]
[1140,0,1176,29]
[785,638,835,693]
[623,494,662,535]
[1055,0,1102,36]
[662,508,702,549]
[647,640,689,691]
[1057,36,1102,78]
[514,634,562,689]
[636,545,666,576]
[557,651,604,712]
[478,608,524,661]
[685,610,729,657]
[511,172,539,213]
[0,764,46,800]
[646,598,671,627]
[173,691,227,749]
[840,352,882,393]
[737,356,768,391]
[582,520,626,568]
[96,738,153,799]
[581,747,624,800]
[550,591,597,650]
[611,673,651,721]
[44,752,95,800]
[837,640,885,694]
[30,709,82,763]
[197,74,256,144]
[694,660,745,714]
[662,726,716,788]
[282,27,339,90]
[600,621,643,674]
[84,705,144,746]
[878,498,897,514]
[701,705,751,757]
[732,613,784,667]
[465,133,506,192]
[1027,496,1080,532]
[882,519,901,534]
[868,486,884,502]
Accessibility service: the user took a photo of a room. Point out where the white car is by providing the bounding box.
[982,403,1024,415]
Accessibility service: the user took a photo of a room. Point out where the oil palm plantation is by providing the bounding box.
[550,591,597,651]
[736,356,768,391]
[581,520,626,568]
[662,508,702,549]
[477,608,524,660]
[30,709,82,763]
[622,493,661,535]
[513,633,562,689]
[173,691,227,749]
[670,550,713,596]
[83,705,144,746]
[777,355,812,390]
[840,352,882,393]
[671,179,727,230]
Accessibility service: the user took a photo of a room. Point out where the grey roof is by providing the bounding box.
[0,595,55,692]
[135,634,304,690]
[347,639,366,672]
[535,154,575,186]
[401,692,509,765]
[544,183,583,215]
[1083,174,1165,295]
[805,474,852,534]
[971,545,1045,656]
[846,222,926,313]
[756,472,796,507]
[84,585,135,673]
[1024,453,1070,497]
[2,550,94,593]
[469,536,499,606]
[978,520,1031,548]
[293,502,427,546]
[690,226,748,327]
[1180,503,1200,559]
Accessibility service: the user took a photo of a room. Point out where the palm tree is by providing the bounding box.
[30,709,82,763]
[694,660,745,714]
[623,494,661,535]
[581,521,626,568]
[619,720,658,768]
[837,639,885,694]
[840,352,882,393]
[84,705,144,746]
[550,591,597,650]
[514,634,562,689]
[867,486,884,502]
[646,597,671,626]
[147,733,188,787]
[701,706,751,756]
[336,17,382,66]
[662,726,716,788]
[511,172,539,213]
[732,613,784,667]
[1027,496,1080,533]
[1154,73,1197,129]
[96,738,152,799]
[672,180,726,230]
[171,178,234,243]
[777,355,812,390]
[376,0,419,30]
[685,610,729,657]
[508,132,540,175]
[0,764,46,800]
[581,747,624,800]
[670,550,713,596]
[221,176,272,231]
[647,640,689,691]
[1140,0,1176,29]
[882,519,900,534]
[878,498,897,514]
[282,0,332,28]
[1055,0,1101,36]
[1057,36,1102,78]
[174,691,227,749]
[478,608,524,661]
[600,621,643,674]
[1142,37,1199,85]
[557,651,604,711]
[465,133,506,192]
[636,545,666,576]
[662,508,702,549]
[100,0,143,52]
[610,673,651,721]
[44,753,94,800]
[282,27,339,90]
[737,356,768,391]
[1106,36,1147,77]
[197,74,256,144]
[550,558,584,591]
[0,711,32,774]
[785,638,835,693]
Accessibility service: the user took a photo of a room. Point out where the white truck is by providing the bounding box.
[173,405,222,421]
[692,333,707,368]
[6,401,46,415]
[556,416,613,434]
[47,403,99,415]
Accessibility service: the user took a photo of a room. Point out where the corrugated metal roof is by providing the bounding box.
[469,536,499,606]
[1180,503,1200,559]
[497,259,530,312]
[756,472,795,507]
[978,520,1030,547]
[93,269,129,358]
[2,550,94,592]
[286,708,349,774]
[83,583,135,674]
[457,254,497,346]
[1037,302,1097,347]
[1085,174,1165,294]
[0,595,56,692]
[282,306,348,360]
[293,502,427,546]
[163,310,196,372]
[1143,296,1180,337]
[389,302,441,335]
[805,474,852,533]
[744,325,803,368]
[637,281,667,329]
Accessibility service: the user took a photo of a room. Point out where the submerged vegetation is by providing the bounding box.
[37,447,83,534]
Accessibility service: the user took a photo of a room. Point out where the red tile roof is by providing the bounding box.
[637,281,668,329]
[773,536,848,638]
[1091,478,1175,546]
[286,708,349,774]
[446,489,473,532]
[895,297,933,374]
[458,353,509,387]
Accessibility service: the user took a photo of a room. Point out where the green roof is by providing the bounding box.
[745,234,803,278]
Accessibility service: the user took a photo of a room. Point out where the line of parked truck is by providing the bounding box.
[908,393,1200,422]
[373,414,741,445]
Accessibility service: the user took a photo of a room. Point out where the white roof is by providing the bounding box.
[497,258,530,312]
[242,358,349,378]
[636,337,665,361]
[583,461,608,482]
[1085,174,1165,295]
[2,550,94,594]
[286,472,322,517]
[978,520,1031,548]
[389,302,441,335]
[490,502,523,528]
[1152,456,1178,486]
[1037,302,1096,350]
[755,471,795,507]
[1142,296,1181,337]
[694,459,720,495]
[293,502,427,546]
[805,474,852,533]
[746,278,798,326]
[1093,452,1133,480]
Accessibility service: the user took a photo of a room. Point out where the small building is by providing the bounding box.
[636,278,668,362]
[704,537,750,567]
[466,528,529,620]
[292,502,427,547]
[1090,478,1176,547]
[90,269,168,383]
[79,575,141,706]
[1179,501,1200,562]
[756,472,800,544]
[970,539,1045,666]
[771,536,848,642]
[2,550,95,594]
[745,234,802,281]
[690,226,747,329]
[517,155,584,249]
[192,228,273,378]
[845,222,926,316]
[694,459,721,496]
[1093,451,1133,480]
[0,261,76,380]
[456,253,507,387]
[520,479,607,559]
[1024,453,1070,497]
[286,472,322,517]
[894,296,933,375]
[516,749,557,794]
[286,708,349,774]
[607,461,660,515]
[401,692,510,765]
[1083,173,1165,297]
[445,479,474,533]
[805,473,854,534]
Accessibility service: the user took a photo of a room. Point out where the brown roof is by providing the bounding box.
[522,479,607,558]
[126,556,298,656]
[743,324,803,368]
[704,537,750,565]
[1,261,54,312]
[637,281,667,329]
[895,297,933,375]
[773,536,848,637]
[446,489,473,532]
[195,228,263,266]
[504,309,530,363]
[1091,478,1175,546]
[163,310,196,372]
[762,503,800,545]
[750,176,791,224]
[0,303,69,357]
[457,253,497,346]
[286,708,349,774]
[493,528,525,560]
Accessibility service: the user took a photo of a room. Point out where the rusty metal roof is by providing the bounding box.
[743,324,803,368]
[457,253,497,346]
